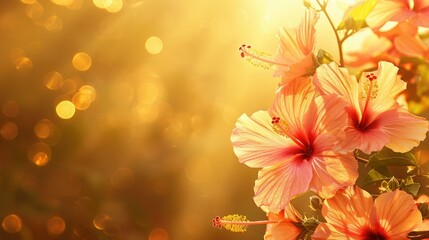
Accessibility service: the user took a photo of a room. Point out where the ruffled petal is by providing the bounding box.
[309,135,358,198]
[253,156,312,212]
[231,111,300,168]
[320,186,373,237]
[308,94,348,136]
[312,223,351,240]
[382,108,428,153]
[358,61,406,113]
[269,77,315,135]
[372,190,422,237]
[313,62,360,110]
[366,0,415,30]
[273,9,319,79]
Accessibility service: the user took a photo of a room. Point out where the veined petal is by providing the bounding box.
[314,62,360,110]
[269,77,315,134]
[231,111,300,168]
[296,9,319,56]
[254,156,312,212]
[309,135,358,198]
[382,108,428,153]
[359,61,406,113]
[279,53,317,86]
[312,223,348,240]
[372,190,422,237]
[366,0,415,29]
[308,94,348,136]
[273,9,319,78]
[319,186,373,237]
[337,113,390,154]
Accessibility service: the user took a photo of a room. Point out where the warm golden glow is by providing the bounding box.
[2,214,22,233]
[44,71,63,90]
[72,52,92,71]
[47,216,66,235]
[2,100,20,118]
[110,167,134,188]
[21,0,37,4]
[15,57,33,71]
[93,0,113,9]
[28,142,52,166]
[0,122,18,140]
[34,119,54,139]
[72,85,96,110]
[61,77,79,95]
[106,0,123,13]
[45,15,63,32]
[145,36,163,55]
[26,2,44,20]
[93,214,113,230]
[56,100,76,119]
[148,228,169,240]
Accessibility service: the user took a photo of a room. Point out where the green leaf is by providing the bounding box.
[362,169,390,186]
[316,49,334,65]
[405,183,420,196]
[367,148,418,169]
[337,0,378,31]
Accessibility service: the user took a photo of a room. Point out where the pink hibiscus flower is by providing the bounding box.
[366,0,429,29]
[312,186,423,239]
[231,77,357,212]
[314,61,428,154]
[239,10,319,87]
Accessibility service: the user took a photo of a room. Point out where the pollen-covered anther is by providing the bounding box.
[238,43,282,69]
[271,116,289,137]
[212,216,222,228]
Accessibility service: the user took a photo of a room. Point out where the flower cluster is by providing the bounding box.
[214,0,429,239]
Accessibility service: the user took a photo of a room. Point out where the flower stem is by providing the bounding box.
[315,0,344,66]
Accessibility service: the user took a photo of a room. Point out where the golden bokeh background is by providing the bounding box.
[0,0,348,239]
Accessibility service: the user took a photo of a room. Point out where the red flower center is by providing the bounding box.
[361,226,388,240]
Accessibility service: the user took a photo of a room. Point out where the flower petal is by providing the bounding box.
[253,156,312,212]
[308,94,348,136]
[372,190,422,237]
[269,77,315,135]
[394,35,428,58]
[366,0,415,30]
[320,186,373,237]
[313,62,360,110]
[309,135,358,198]
[381,108,428,153]
[273,9,319,78]
[231,111,300,168]
[269,220,303,240]
[359,61,406,113]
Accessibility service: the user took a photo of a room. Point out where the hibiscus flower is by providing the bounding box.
[312,186,423,239]
[366,0,429,29]
[231,77,357,212]
[314,61,428,154]
[239,10,319,87]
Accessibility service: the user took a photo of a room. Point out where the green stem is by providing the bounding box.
[315,0,344,66]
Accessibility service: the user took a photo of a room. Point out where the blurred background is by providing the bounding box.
[0,0,367,240]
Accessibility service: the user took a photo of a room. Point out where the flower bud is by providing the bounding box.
[309,196,323,211]
[388,177,400,191]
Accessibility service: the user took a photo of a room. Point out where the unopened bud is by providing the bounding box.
[388,177,400,191]
[309,196,323,211]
